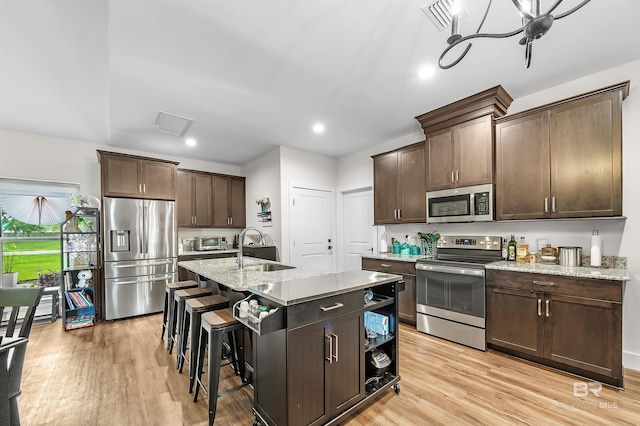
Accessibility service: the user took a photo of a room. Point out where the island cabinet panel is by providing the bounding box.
[372,142,425,225]
[495,82,627,220]
[486,269,623,387]
[98,151,178,200]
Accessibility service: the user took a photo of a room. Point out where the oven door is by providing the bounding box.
[416,263,485,328]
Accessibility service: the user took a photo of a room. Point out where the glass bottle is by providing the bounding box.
[507,235,517,261]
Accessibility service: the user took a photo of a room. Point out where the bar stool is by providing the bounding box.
[161,280,198,344]
[169,287,213,355]
[179,295,229,391]
[193,308,249,426]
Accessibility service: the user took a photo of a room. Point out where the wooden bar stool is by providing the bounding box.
[161,280,198,345]
[193,308,249,426]
[179,295,229,391]
[169,287,213,355]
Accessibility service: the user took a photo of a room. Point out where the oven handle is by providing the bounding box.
[416,263,485,277]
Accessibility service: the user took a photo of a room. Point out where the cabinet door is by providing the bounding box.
[176,171,193,227]
[212,175,230,227]
[398,274,416,324]
[543,293,622,379]
[425,128,454,191]
[495,112,550,220]
[550,92,622,218]
[455,115,493,187]
[328,311,365,416]
[101,154,141,197]
[229,177,246,228]
[398,144,426,223]
[287,321,330,426]
[193,173,213,227]
[140,160,176,200]
[373,152,399,224]
[486,287,544,357]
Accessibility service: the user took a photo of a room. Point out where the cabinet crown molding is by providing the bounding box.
[97,149,180,165]
[415,85,513,133]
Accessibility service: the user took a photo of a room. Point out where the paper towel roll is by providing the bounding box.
[590,230,602,267]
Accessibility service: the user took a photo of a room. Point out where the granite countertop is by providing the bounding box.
[361,252,426,262]
[179,249,239,257]
[178,257,402,305]
[486,261,630,282]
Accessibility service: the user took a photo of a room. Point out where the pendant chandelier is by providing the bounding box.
[431,0,593,69]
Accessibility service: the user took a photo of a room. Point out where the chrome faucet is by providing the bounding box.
[237,227,264,269]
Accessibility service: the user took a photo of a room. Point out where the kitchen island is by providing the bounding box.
[178,257,404,426]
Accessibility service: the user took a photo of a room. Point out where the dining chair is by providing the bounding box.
[1,287,44,426]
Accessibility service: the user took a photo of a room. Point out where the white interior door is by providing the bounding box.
[343,189,375,271]
[290,186,333,270]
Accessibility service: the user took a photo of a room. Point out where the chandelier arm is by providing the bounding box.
[510,0,535,20]
[475,0,493,33]
[544,0,565,16]
[438,26,526,69]
[554,0,592,19]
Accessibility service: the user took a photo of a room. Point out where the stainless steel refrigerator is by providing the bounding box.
[103,197,177,320]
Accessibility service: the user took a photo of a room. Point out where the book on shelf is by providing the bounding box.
[65,292,76,309]
[65,319,94,330]
[69,292,87,308]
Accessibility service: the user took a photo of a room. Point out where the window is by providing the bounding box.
[0,178,79,286]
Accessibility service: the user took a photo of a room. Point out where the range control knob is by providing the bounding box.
[492,240,499,246]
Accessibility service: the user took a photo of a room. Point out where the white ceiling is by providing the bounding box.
[1,1,639,166]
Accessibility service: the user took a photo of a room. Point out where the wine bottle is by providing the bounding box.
[508,235,517,261]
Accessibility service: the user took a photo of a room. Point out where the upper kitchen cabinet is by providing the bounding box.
[177,170,213,228]
[496,81,629,220]
[98,151,178,200]
[416,86,513,191]
[372,142,425,224]
[212,174,246,228]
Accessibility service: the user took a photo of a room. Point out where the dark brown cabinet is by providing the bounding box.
[486,269,623,387]
[362,257,416,325]
[98,151,178,200]
[212,175,246,228]
[495,82,628,220]
[416,86,512,192]
[372,142,425,224]
[177,170,213,227]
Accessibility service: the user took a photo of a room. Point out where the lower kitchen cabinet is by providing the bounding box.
[486,269,623,387]
[362,257,416,325]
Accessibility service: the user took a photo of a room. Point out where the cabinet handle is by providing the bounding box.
[331,334,338,362]
[143,183,146,193]
[397,209,401,219]
[456,170,460,183]
[451,171,455,184]
[320,302,344,312]
[380,263,390,267]
[537,299,542,317]
[545,299,550,317]
[533,280,555,287]
[544,197,549,213]
[325,335,333,364]
[230,217,233,225]
[552,196,556,213]
[139,184,142,194]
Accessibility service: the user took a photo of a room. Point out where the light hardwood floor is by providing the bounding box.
[20,316,640,425]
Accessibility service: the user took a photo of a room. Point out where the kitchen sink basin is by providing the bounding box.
[245,263,296,272]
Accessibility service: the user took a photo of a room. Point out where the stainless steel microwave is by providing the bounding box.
[194,236,222,251]
[426,184,493,223]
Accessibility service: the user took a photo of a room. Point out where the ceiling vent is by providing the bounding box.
[422,0,469,32]
[152,111,194,136]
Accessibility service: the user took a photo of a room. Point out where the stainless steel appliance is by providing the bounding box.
[415,235,502,350]
[103,197,177,320]
[426,183,493,223]
[194,236,222,251]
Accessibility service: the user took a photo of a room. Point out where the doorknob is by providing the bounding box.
[370,248,374,252]
[328,246,333,250]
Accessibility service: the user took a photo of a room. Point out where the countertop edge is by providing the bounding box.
[485,261,630,282]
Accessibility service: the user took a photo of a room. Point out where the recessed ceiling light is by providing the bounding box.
[185,138,197,147]
[312,123,325,134]
[418,65,436,79]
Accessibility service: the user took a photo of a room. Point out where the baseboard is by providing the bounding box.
[623,350,640,372]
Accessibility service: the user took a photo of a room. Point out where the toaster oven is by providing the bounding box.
[194,236,222,251]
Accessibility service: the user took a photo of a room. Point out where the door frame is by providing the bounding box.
[337,185,374,272]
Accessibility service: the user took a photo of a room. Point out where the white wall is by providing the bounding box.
[334,58,640,371]
[241,147,282,259]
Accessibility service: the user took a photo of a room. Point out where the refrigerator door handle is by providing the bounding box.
[111,260,174,268]
[143,202,149,255]
[111,274,173,285]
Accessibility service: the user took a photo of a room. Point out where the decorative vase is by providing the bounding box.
[261,204,267,214]
[1,272,18,288]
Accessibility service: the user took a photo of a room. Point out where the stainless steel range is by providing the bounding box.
[415,235,502,351]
